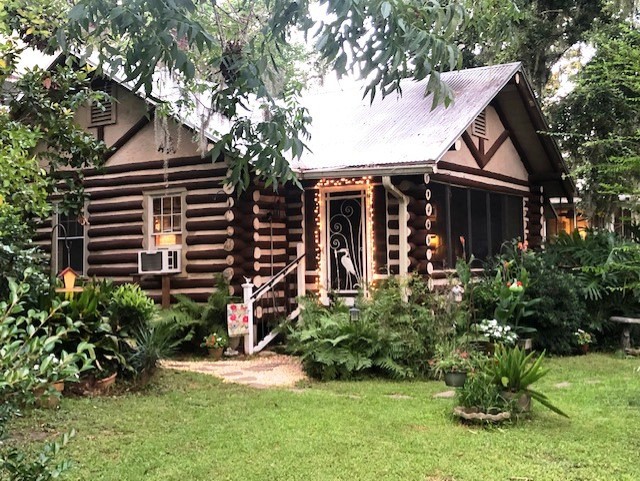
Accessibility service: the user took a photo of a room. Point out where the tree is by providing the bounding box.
[458,0,637,96]
[549,23,640,224]
[0,2,108,297]
[60,0,467,190]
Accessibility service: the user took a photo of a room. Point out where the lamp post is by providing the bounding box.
[349,306,360,322]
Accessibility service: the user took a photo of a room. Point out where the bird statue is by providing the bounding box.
[337,248,358,290]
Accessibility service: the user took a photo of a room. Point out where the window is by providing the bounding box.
[433,182,524,268]
[470,190,489,260]
[89,80,116,126]
[449,186,469,261]
[56,212,85,275]
[427,182,448,268]
[149,195,183,249]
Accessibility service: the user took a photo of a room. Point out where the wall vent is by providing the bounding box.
[90,81,116,126]
[472,109,488,139]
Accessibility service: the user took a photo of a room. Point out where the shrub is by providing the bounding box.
[547,230,640,325]
[0,244,50,307]
[474,242,591,355]
[287,301,400,381]
[56,280,129,378]
[523,256,588,355]
[0,279,93,405]
[288,276,440,380]
[0,278,93,481]
[456,368,506,414]
[127,321,181,380]
[159,275,237,352]
[109,283,156,333]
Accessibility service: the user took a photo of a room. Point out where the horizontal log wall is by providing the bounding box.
[391,175,433,278]
[226,181,303,324]
[386,191,400,275]
[526,186,544,249]
[35,155,236,303]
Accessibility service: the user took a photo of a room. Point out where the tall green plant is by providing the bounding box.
[490,345,568,418]
[548,230,640,328]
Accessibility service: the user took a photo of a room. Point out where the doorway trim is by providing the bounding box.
[317,178,374,303]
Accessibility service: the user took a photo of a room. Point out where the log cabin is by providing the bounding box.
[33,61,575,349]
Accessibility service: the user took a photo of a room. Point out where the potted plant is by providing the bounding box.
[475,319,518,354]
[202,332,228,360]
[453,368,512,424]
[432,344,472,387]
[575,329,594,354]
[489,345,568,417]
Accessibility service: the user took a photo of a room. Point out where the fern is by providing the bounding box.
[287,276,442,380]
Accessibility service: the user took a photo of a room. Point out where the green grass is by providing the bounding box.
[15,354,640,481]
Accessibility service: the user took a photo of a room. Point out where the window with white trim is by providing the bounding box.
[149,194,183,249]
[56,212,85,275]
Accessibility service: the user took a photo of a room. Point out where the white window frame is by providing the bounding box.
[145,190,185,251]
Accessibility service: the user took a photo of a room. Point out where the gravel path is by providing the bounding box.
[161,353,307,389]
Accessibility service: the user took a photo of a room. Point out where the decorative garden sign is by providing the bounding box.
[227,304,250,337]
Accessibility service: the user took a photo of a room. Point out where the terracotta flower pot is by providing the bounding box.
[34,381,65,409]
[94,372,117,392]
[444,371,468,388]
[209,347,224,361]
[580,344,589,354]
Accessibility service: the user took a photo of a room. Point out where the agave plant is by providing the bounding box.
[489,345,568,418]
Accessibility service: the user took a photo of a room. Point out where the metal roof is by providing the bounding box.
[293,62,523,173]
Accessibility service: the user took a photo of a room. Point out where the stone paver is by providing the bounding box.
[433,390,456,399]
[554,381,571,389]
[161,353,307,389]
[386,394,413,400]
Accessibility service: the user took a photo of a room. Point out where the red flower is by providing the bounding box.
[230,314,237,321]
[242,315,249,322]
[517,281,523,287]
[230,305,237,311]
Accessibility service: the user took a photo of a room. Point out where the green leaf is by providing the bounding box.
[380,2,392,19]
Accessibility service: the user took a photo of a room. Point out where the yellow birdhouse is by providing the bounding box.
[55,267,83,294]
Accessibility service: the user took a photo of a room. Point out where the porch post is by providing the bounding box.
[296,242,306,298]
[242,280,255,355]
[382,176,409,276]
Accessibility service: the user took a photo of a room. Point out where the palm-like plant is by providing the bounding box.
[489,345,568,418]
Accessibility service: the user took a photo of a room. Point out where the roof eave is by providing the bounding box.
[296,160,437,179]
[512,69,576,198]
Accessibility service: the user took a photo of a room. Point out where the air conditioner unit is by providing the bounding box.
[138,249,181,274]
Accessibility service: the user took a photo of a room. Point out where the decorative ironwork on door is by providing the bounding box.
[326,191,367,292]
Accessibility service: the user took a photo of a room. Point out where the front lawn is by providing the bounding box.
[17,354,640,481]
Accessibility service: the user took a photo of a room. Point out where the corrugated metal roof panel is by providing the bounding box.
[294,62,522,173]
